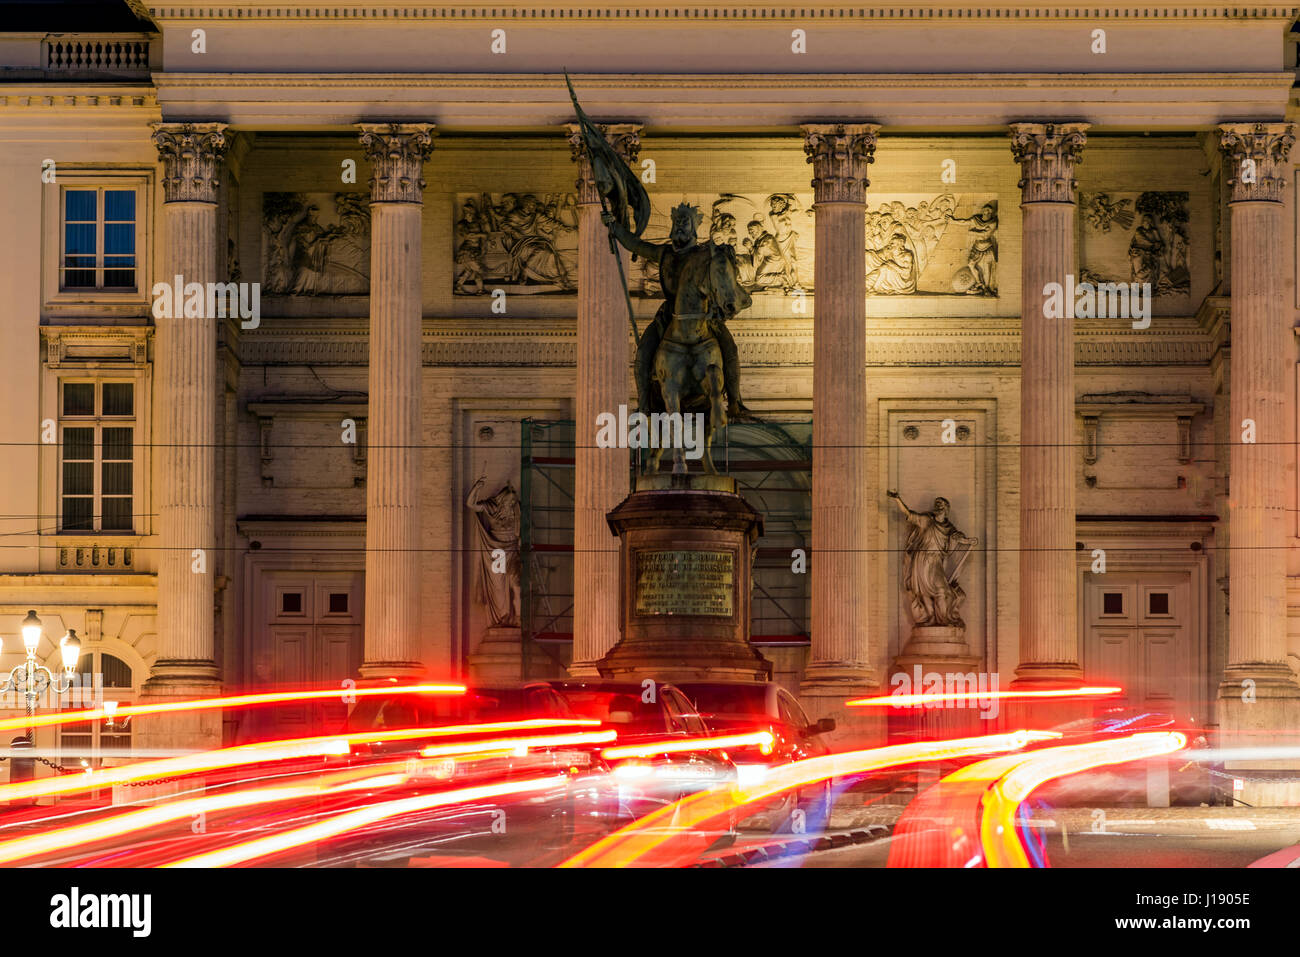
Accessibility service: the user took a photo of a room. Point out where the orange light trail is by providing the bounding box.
[975,731,1186,867]
[164,774,569,867]
[600,730,774,760]
[560,730,1062,868]
[0,719,599,805]
[846,686,1123,708]
[0,683,467,733]
[0,762,414,866]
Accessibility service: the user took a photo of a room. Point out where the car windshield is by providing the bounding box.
[555,691,666,732]
[348,689,541,730]
[681,686,769,718]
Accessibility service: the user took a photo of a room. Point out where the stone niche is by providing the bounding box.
[883,403,995,671]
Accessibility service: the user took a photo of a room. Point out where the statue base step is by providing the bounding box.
[468,626,522,684]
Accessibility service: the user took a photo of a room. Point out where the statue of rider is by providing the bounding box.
[602,204,751,420]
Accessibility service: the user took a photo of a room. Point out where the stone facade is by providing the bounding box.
[2,2,1300,803]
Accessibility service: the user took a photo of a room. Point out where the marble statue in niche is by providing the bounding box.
[466,475,522,628]
[453,192,578,295]
[1080,191,1190,296]
[887,489,979,629]
[262,192,370,296]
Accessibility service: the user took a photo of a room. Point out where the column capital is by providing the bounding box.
[566,122,642,205]
[800,123,880,204]
[356,123,438,204]
[1009,122,1089,204]
[150,122,230,204]
[1219,122,1295,203]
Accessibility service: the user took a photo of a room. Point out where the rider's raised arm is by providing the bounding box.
[604,213,663,263]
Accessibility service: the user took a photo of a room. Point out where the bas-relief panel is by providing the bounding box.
[262,192,371,296]
[864,194,999,296]
[1079,191,1191,298]
[452,192,579,295]
[449,190,1000,302]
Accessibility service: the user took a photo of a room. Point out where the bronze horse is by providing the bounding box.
[648,241,751,474]
[605,204,752,475]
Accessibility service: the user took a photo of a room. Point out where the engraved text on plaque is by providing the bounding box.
[634,549,735,617]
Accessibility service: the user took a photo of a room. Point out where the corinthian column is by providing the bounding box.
[1009,122,1088,687]
[356,123,436,679]
[145,123,228,700]
[565,122,641,676]
[800,124,880,707]
[1217,123,1300,799]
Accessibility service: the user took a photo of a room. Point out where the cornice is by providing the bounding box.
[147,72,1295,130]
[142,4,1300,21]
[151,72,1293,93]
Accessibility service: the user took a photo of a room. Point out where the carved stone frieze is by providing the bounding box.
[355,123,437,204]
[151,122,229,204]
[1080,191,1190,297]
[1009,122,1088,204]
[1218,122,1295,204]
[263,192,370,296]
[453,192,578,295]
[801,124,879,204]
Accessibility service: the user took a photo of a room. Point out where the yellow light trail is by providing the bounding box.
[559,730,1062,868]
[976,731,1186,867]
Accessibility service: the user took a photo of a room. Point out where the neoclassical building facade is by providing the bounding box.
[2,1,1300,801]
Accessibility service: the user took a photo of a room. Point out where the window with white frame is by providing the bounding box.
[60,380,135,533]
[60,186,138,292]
[59,651,134,772]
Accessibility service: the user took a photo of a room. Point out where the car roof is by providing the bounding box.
[541,679,678,695]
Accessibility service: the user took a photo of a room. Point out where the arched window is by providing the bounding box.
[59,649,135,772]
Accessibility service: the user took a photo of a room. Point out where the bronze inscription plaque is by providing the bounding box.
[634,549,734,617]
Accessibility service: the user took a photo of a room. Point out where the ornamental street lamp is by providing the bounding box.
[2,611,80,745]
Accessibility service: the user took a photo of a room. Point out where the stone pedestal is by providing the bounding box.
[597,475,771,683]
[468,626,523,684]
[894,625,981,675]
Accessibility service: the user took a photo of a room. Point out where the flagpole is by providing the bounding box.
[598,192,641,350]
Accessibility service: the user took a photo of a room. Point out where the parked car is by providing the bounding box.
[534,679,740,838]
[675,681,837,829]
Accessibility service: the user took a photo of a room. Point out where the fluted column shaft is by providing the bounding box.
[1010,122,1088,684]
[147,123,227,689]
[566,123,641,674]
[1219,123,1295,677]
[801,124,879,693]
[357,124,436,678]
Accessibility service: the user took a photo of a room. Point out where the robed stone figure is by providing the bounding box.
[887,490,978,629]
[467,476,522,628]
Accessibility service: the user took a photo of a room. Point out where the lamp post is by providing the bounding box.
[2,611,80,746]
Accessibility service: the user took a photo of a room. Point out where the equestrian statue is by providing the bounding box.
[567,74,752,477]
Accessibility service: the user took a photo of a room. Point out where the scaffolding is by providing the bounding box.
[519,417,812,679]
